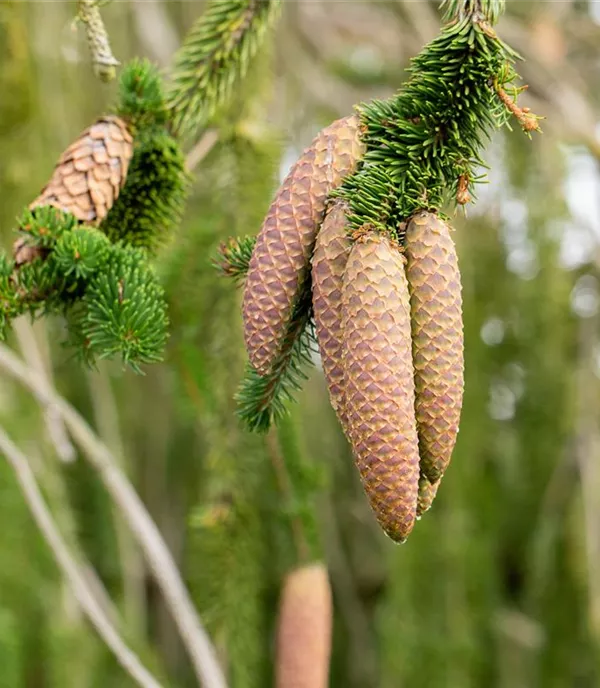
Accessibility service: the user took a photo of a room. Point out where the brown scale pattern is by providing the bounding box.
[342,234,420,543]
[275,563,332,688]
[242,114,364,376]
[405,211,464,484]
[311,198,351,427]
[29,115,133,225]
[417,475,440,517]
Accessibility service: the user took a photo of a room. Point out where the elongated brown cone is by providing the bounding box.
[311,198,351,426]
[405,211,464,484]
[29,115,133,225]
[342,234,420,543]
[243,114,364,376]
[275,562,332,688]
[417,475,440,517]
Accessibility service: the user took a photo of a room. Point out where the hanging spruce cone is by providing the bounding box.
[29,115,133,225]
[405,211,464,484]
[311,198,351,425]
[417,475,440,517]
[342,233,420,543]
[275,562,332,688]
[243,114,365,376]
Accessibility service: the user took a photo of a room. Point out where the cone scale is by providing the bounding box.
[417,475,440,517]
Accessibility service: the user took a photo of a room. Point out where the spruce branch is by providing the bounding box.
[167,0,281,139]
[0,204,169,371]
[235,303,316,433]
[115,58,170,131]
[213,235,256,282]
[214,241,317,432]
[76,0,120,82]
[336,0,541,239]
[0,427,163,688]
[75,244,170,372]
[100,128,189,253]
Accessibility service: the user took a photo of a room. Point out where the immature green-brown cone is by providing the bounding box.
[342,233,420,543]
[311,198,351,425]
[243,114,364,376]
[29,115,133,225]
[275,562,332,688]
[417,475,440,517]
[405,211,464,484]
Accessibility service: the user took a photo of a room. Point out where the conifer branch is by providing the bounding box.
[336,0,541,239]
[213,235,256,282]
[214,239,317,432]
[167,0,281,139]
[76,0,120,82]
[235,294,316,433]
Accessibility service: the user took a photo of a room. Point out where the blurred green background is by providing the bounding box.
[1,1,600,686]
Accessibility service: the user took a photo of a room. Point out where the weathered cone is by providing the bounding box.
[243,114,364,376]
[417,475,440,517]
[29,115,133,225]
[342,233,420,543]
[275,562,332,688]
[405,211,464,483]
[311,198,351,425]
[13,240,45,267]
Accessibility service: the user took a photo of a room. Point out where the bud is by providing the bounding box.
[29,115,133,225]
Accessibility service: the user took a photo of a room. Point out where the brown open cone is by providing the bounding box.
[14,116,133,266]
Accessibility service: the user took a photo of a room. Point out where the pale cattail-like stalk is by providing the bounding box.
[275,562,333,688]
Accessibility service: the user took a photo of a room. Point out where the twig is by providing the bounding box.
[494,81,542,133]
[0,426,163,688]
[185,129,220,172]
[0,344,228,688]
[13,319,76,463]
[87,366,148,637]
[130,0,179,68]
[76,0,120,82]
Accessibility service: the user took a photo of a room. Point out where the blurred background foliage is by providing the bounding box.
[1,0,600,686]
